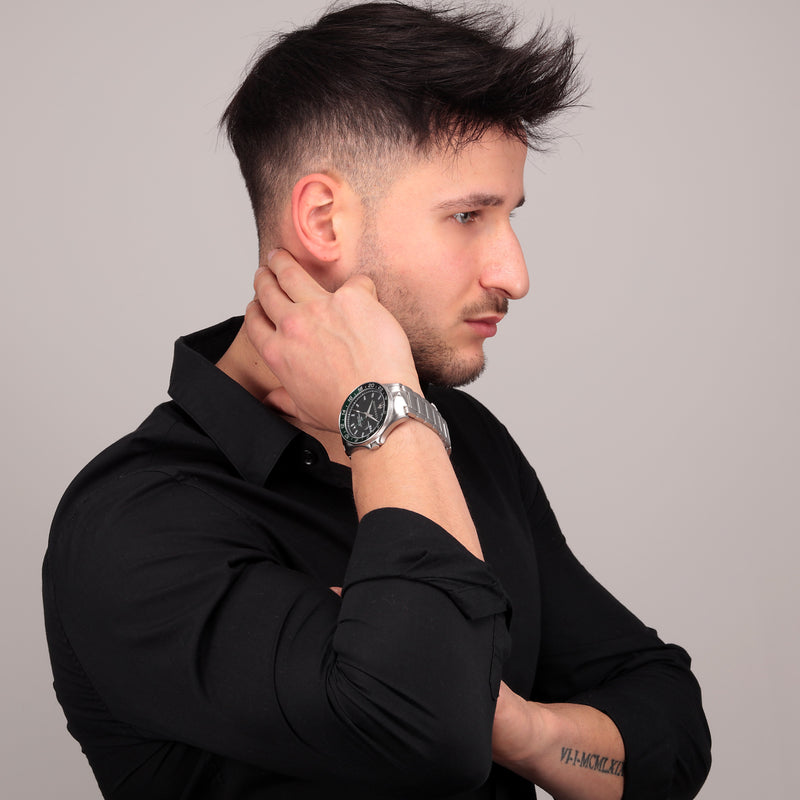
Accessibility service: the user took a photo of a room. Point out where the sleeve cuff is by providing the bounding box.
[570,686,675,799]
[343,507,510,621]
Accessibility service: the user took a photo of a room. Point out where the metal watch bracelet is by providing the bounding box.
[388,384,452,455]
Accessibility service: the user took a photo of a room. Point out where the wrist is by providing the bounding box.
[348,414,445,465]
[493,689,562,773]
[340,382,450,456]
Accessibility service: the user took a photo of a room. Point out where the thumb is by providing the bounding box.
[343,272,378,298]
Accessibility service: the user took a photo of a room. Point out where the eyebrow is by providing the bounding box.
[434,193,526,211]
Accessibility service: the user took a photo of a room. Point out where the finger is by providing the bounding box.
[340,272,378,298]
[243,298,276,358]
[267,248,329,303]
[253,266,294,325]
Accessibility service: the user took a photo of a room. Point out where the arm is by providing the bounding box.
[49,252,508,793]
[502,450,711,800]
[246,251,483,559]
[493,682,624,800]
[52,480,505,793]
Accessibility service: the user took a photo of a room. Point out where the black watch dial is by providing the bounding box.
[340,383,389,444]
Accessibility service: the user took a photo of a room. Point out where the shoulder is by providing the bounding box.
[48,400,250,566]
[426,386,510,438]
[45,407,279,643]
[426,386,543,500]
[426,386,522,460]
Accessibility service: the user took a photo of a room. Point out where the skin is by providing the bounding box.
[352,135,528,388]
[217,128,624,799]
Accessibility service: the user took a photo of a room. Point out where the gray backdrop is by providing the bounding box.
[2,1,797,798]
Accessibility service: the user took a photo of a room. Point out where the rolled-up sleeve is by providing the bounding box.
[52,477,510,794]
[522,465,711,799]
[279,507,510,789]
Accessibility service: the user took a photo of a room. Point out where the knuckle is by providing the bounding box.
[262,340,282,366]
[254,278,277,304]
[306,298,329,318]
[253,266,270,290]
[244,301,266,336]
[280,310,305,338]
[275,258,306,287]
[286,262,306,281]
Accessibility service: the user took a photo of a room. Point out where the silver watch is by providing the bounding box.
[339,382,451,456]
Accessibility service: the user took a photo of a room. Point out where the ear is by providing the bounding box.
[290,173,345,263]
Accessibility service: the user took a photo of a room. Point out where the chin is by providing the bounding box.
[418,357,486,389]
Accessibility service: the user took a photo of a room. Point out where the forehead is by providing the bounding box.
[385,132,528,206]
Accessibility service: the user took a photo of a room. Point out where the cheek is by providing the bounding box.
[374,224,474,311]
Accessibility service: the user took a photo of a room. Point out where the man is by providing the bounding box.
[43,3,711,799]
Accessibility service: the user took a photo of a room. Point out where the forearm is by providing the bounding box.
[246,252,483,560]
[493,683,624,800]
[350,417,483,560]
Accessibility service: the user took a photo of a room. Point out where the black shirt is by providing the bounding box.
[43,318,711,799]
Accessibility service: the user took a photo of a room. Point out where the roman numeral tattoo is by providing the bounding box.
[559,747,625,777]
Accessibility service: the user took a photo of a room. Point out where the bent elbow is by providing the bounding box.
[332,679,496,793]
[394,725,494,795]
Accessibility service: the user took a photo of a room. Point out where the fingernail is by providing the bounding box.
[266,248,280,263]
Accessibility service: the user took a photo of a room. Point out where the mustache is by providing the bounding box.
[462,296,509,318]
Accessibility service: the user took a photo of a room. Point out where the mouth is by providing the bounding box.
[464,314,504,338]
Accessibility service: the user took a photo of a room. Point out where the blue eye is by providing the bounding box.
[453,211,478,224]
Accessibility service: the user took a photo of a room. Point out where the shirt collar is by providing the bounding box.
[167,316,300,485]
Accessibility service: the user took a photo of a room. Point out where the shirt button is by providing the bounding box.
[302,449,318,467]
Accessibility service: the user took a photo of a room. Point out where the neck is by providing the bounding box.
[216,324,281,402]
[216,324,351,466]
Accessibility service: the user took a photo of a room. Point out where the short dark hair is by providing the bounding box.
[221,1,582,242]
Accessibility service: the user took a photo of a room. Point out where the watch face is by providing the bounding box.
[340,383,389,445]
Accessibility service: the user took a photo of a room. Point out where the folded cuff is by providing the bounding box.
[344,507,510,621]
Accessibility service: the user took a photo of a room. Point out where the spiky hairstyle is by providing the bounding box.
[222,1,582,242]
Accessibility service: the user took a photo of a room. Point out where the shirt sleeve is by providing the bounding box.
[49,472,510,794]
[520,456,712,799]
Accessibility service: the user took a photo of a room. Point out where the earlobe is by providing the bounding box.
[291,174,342,262]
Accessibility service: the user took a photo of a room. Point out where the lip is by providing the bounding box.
[465,315,504,338]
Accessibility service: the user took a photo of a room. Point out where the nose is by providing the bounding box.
[479,225,529,300]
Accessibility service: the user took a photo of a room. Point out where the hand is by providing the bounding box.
[244,249,419,432]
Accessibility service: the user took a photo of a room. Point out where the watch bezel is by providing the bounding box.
[339,382,390,447]
[340,382,451,457]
